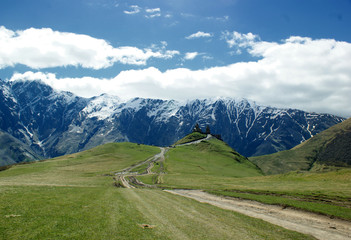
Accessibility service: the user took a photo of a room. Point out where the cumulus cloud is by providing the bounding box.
[184,52,199,60]
[0,26,179,69]
[186,31,213,39]
[8,32,351,117]
[123,5,141,14]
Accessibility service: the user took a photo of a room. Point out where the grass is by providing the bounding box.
[139,137,351,221]
[0,186,314,240]
[174,132,207,145]
[1,136,349,238]
[0,142,160,187]
[203,169,351,221]
[250,118,351,175]
[132,162,150,174]
[0,140,315,239]
[208,190,351,221]
[157,138,263,189]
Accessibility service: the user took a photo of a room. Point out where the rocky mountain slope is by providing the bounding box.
[0,79,344,165]
[0,130,40,166]
[250,117,351,175]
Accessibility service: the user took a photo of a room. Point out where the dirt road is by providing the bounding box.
[176,134,213,146]
[165,189,351,240]
[115,147,167,188]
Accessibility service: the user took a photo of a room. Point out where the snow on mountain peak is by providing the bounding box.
[83,94,121,120]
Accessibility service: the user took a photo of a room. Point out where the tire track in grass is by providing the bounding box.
[123,189,190,240]
[122,189,312,240]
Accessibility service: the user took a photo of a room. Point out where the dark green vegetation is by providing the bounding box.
[0,141,313,239]
[250,118,351,175]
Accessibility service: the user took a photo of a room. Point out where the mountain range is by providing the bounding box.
[250,117,351,175]
[0,78,344,166]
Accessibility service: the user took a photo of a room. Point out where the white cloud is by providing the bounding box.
[124,5,141,14]
[8,33,351,117]
[145,8,160,13]
[0,26,179,69]
[186,31,213,39]
[207,15,229,22]
[145,13,161,18]
[124,6,162,18]
[144,7,161,18]
[222,31,260,49]
[184,52,199,60]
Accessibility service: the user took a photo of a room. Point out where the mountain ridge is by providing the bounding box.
[0,79,344,166]
[250,117,351,175]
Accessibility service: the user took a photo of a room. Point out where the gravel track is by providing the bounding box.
[165,189,351,240]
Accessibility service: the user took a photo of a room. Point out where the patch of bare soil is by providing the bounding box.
[165,189,351,240]
[139,224,156,229]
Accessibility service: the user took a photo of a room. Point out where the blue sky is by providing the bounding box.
[1,0,351,117]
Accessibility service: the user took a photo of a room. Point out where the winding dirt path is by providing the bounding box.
[115,147,167,188]
[165,189,351,240]
[176,134,213,146]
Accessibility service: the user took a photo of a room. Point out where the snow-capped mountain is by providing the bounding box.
[0,79,345,165]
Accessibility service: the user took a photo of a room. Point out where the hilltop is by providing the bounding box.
[157,134,263,189]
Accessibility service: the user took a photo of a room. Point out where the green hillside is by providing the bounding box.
[0,142,160,187]
[0,140,314,239]
[153,137,263,189]
[250,118,351,175]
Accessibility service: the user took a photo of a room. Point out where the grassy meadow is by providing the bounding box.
[142,138,351,221]
[0,142,160,187]
[0,141,315,239]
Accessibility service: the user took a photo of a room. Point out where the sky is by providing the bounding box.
[0,0,351,117]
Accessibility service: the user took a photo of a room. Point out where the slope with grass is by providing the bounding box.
[0,141,314,239]
[250,117,351,175]
[151,137,263,189]
[0,142,160,187]
[135,133,351,225]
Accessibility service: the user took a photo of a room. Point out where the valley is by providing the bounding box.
[1,127,350,239]
[0,140,313,239]
[1,1,350,239]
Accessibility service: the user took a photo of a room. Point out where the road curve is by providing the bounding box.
[114,147,167,188]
